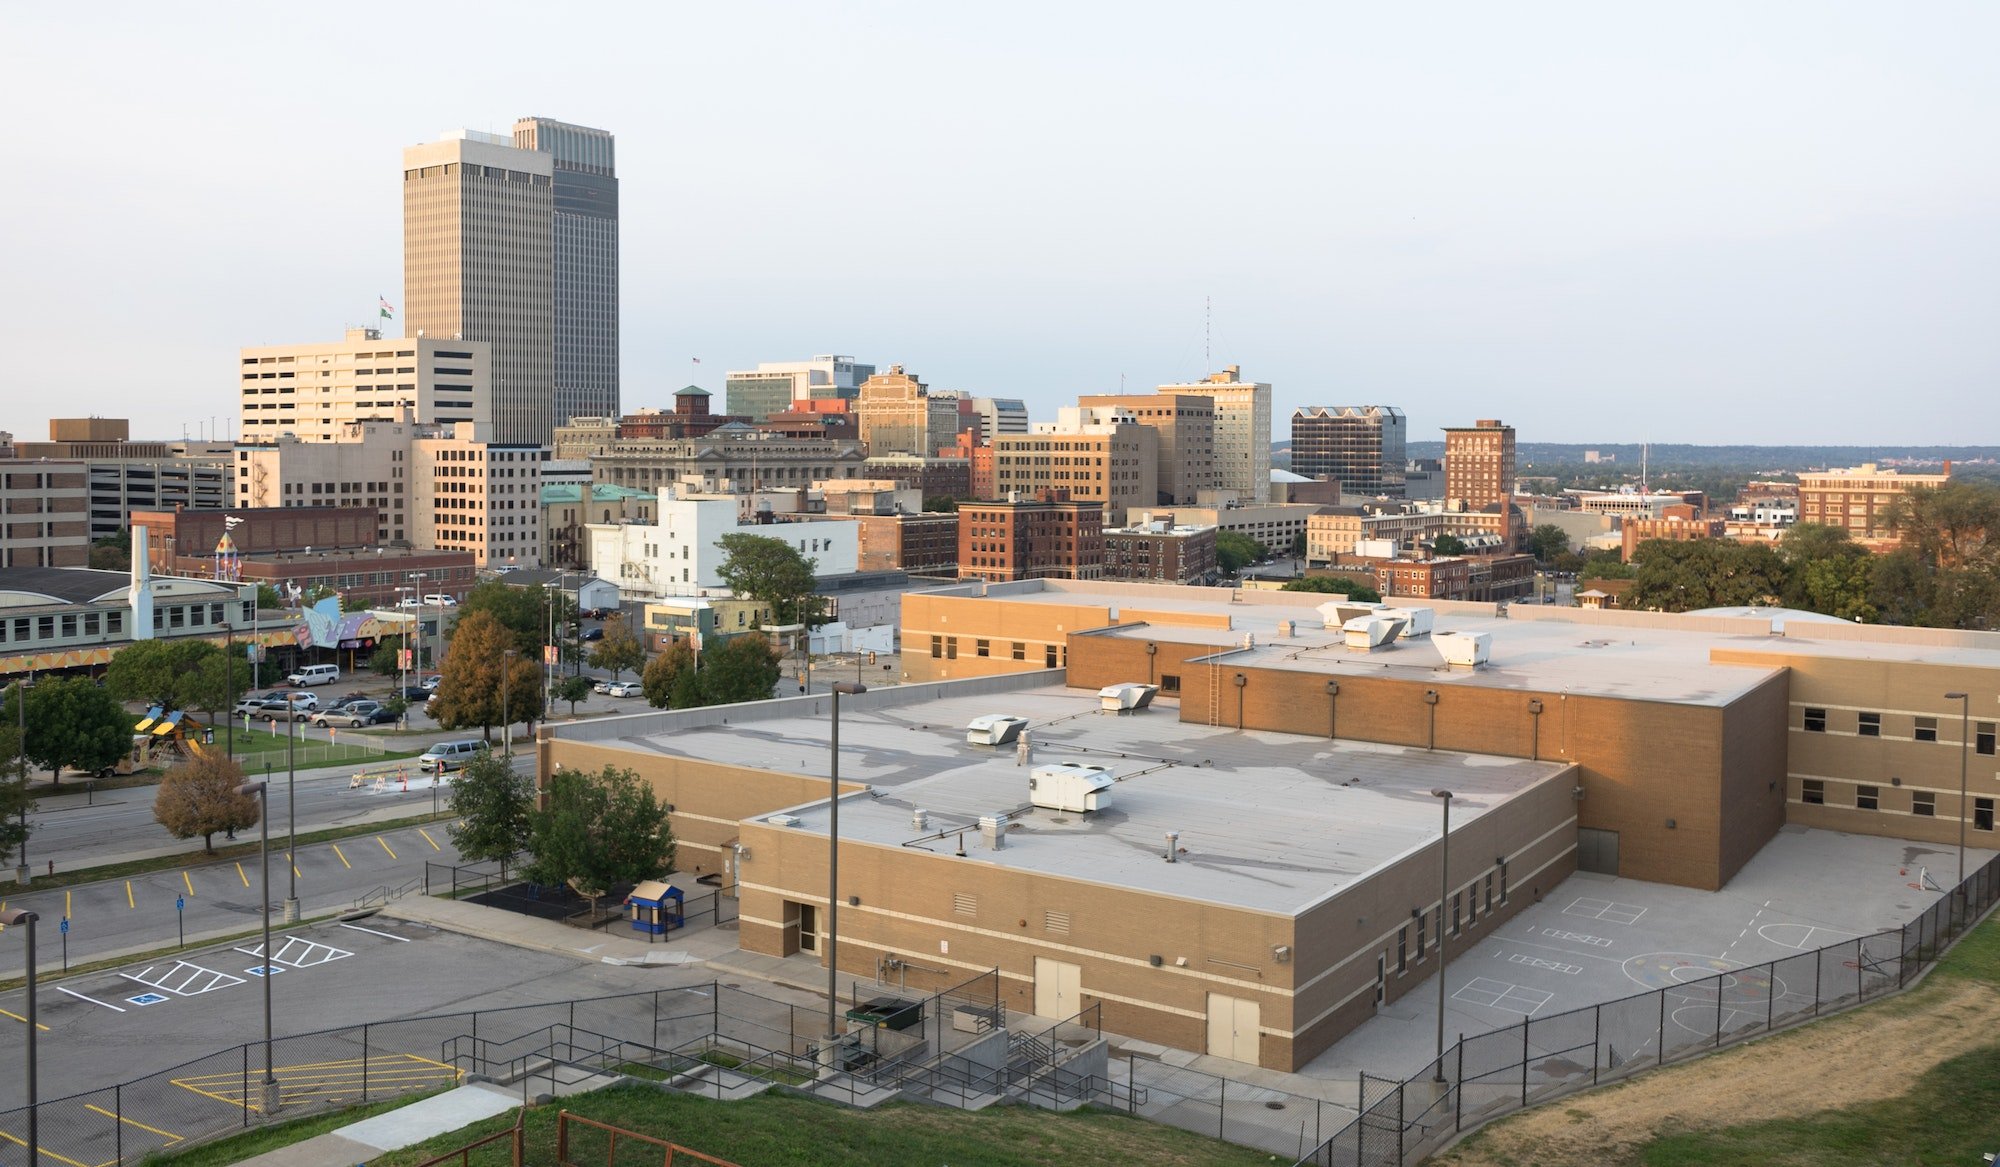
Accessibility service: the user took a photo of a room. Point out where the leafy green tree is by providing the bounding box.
[1527,524,1571,563]
[1883,482,1999,572]
[1431,534,1467,557]
[369,635,408,676]
[1626,539,1786,612]
[1215,531,1265,574]
[431,610,545,741]
[700,635,781,704]
[89,531,131,572]
[524,765,676,913]
[152,752,258,853]
[1288,532,1306,558]
[588,615,645,681]
[107,639,200,709]
[1796,554,1879,623]
[254,583,286,611]
[552,674,595,716]
[455,580,552,655]
[1280,577,1383,602]
[716,533,820,626]
[641,639,696,709]
[447,749,534,879]
[0,720,35,867]
[4,678,129,785]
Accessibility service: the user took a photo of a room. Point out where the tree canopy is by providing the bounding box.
[0,720,35,866]
[1280,577,1383,602]
[588,615,645,680]
[107,639,245,716]
[1626,539,1789,612]
[1215,531,1265,574]
[153,752,259,852]
[1431,534,1467,557]
[4,678,129,784]
[642,635,779,709]
[524,765,675,908]
[1527,524,1571,563]
[552,674,595,715]
[455,580,553,655]
[430,609,545,740]
[716,534,820,626]
[447,749,534,878]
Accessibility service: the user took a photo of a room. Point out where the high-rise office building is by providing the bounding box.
[405,119,618,447]
[1157,365,1270,502]
[1079,393,1215,505]
[1442,418,1517,510]
[854,366,960,458]
[1291,405,1407,496]
[238,328,491,442]
[513,117,620,427]
[968,397,1029,445]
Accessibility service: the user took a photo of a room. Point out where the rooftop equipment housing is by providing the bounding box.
[1097,682,1159,713]
[966,714,1030,746]
[1029,762,1115,814]
[1343,614,1409,650]
[1435,630,1492,667]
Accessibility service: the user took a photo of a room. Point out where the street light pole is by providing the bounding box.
[502,649,518,757]
[1947,692,1971,888]
[13,680,27,886]
[284,697,298,923]
[0,908,39,1164]
[1431,788,1452,1083]
[235,780,279,1115]
[222,622,235,762]
[825,681,868,1058]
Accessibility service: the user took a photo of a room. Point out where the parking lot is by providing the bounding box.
[1305,826,1991,1079]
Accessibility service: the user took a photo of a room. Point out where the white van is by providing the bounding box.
[422,594,457,607]
[286,664,341,687]
[419,739,487,773]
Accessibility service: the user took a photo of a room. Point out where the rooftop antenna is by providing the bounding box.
[1204,295,1212,374]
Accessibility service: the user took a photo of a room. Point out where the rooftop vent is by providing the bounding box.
[765,814,802,828]
[966,714,1029,746]
[1379,606,1434,639]
[1317,599,1387,630]
[1344,614,1409,651]
[1435,630,1491,667]
[1030,763,1114,813]
[979,813,1008,850]
[1097,683,1158,713]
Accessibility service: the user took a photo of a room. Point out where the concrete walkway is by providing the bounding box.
[231,1081,522,1167]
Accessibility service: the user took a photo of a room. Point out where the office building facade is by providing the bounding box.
[1079,393,1216,505]
[725,356,875,420]
[513,117,620,427]
[239,328,491,442]
[1291,405,1406,496]
[1797,463,1952,550]
[1159,366,1270,501]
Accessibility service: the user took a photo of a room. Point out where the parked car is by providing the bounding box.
[396,596,422,609]
[579,606,616,620]
[286,664,341,686]
[273,691,320,713]
[606,681,642,698]
[418,739,487,773]
[232,697,280,717]
[421,674,443,691]
[315,701,389,728]
[422,594,457,608]
[581,628,605,642]
[399,685,432,702]
[240,697,310,721]
[592,679,614,694]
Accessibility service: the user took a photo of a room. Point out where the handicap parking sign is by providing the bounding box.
[176,896,185,913]
[59,918,68,935]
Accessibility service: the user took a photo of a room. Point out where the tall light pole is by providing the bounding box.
[12,680,26,886]
[825,681,867,1055]
[221,622,235,761]
[283,694,298,923]
[501,648,518,757]
[1947,692,1971,888]
[0,908,39,1164]
[234,780,279,1115]
[1430,788,1452,1083]
[409,572,429,672]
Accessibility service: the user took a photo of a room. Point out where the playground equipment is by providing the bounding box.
[134,707,214,761]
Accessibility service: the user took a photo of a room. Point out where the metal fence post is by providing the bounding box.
[1592,1006,1601,1085]
[652,990,660,1051]
[1814,948,1823,1016]
[1765,962,1775,1032]
[1521,1022,1530,1106]
[1899,922,1911,988]
[1455,1040,1465,1129]
[241,1043,250,1127]
[115,1084,122,1166]
[1657,990,1666,1065]
[1714,972,1723,1046]
[1396,1082,1405,1164]
[1856,941,1865,1002]
[1219,1075,1226,1140]
[362,1023,370,1102]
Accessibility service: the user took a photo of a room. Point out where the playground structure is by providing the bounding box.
[132,707,214,763]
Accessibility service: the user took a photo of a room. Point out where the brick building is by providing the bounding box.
[1797,463,1951,551]
[0,460,89,567]
[848,512,960,575]
[957,490,1104,582]
[1102,522,1218,584]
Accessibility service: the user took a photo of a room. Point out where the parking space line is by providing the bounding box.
[183,871,195,897]
[0,1130,91,1167]
[56,987,127,1012]
[377,836,397,860]
[85,1103,181,1142]
[331,843,351,870]
[236,862,249,888]
[0,1008,49,1031]
[126,880,135,909]
[287,853,301,879]
[339,922,410,942]
[417,828,441,851]
[64,890,71,919]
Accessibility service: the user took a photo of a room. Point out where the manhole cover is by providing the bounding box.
[1265,1101,1286,1110]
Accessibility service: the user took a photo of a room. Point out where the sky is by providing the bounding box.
[1,2,1994,447]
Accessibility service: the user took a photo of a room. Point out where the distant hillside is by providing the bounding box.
[1401,443,1997,470]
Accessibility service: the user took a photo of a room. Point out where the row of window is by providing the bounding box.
[1802,779,1997,828]
[1803,707,1997,752]
[1388,862,1511,985]
[929,635,1058,667]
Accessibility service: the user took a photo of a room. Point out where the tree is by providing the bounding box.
[0,720,35,867]
[524,765,675,915]
[701,635,782,704]
[641,639,696,708]
[430,610,545,741]
[457,580,557,655]
[89,530,131,572]
[1280,577,1383,602]
[716,534,820,626]
[1288,532,1307,558]
[1527,525,1571,563]
[552,674,595,716]
[588,615,645,681]
[254,583,287,611]
[369,635,412,676]
[6,677,129,785]
[1884,482,1999,573]
[1431,534,1467,557]
[1626,539,1786,612]
[1215,531,1265,574]
[447,749,534,879]
[110,640,246,729]
[1778,524,1876,620]
[153,752,259,853]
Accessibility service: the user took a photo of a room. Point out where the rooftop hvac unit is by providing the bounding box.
[1435,630,1492,667]
[765,814,803,828]
[1097,682,1159,713]
[1029,763,1114,813]
[965,714,1030,746]
[1380,606,1434,639]
[978,813,1008,850]
[1343,614,1408,650]
[1317,599,1387,629]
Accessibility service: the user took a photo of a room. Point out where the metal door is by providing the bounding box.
[1578,828,1620,875]
[1206,993,1260,1062]
[1034,957,1081,1019]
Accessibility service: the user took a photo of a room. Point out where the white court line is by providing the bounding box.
[339,922,411,942]
[1503,935,1624,965]
[56,987,126,1012]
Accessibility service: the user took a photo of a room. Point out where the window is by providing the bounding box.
[1915,716,1938,743]
[1451,891,1462,935]
[1856,785,1879,811]
[1858,712,1881,737]
[1045,645,1058,668]
[1499,860,1509,905]
[1803,708,1827,732]
[946,638,958,660]
[1979,723,1995,756]
[1802,779,1825,805]
[1160,674,1181,694]
[1396,925,1408,973]
[1011,641,1026,661]
[1912,791,1936,817]
[1485,872,1495,912]
[930,636,942,659]
[1977,798,1995,832]
[1414,910,1426,959]
[975,639,990,658]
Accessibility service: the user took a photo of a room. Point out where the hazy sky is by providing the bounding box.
[3,2,1994,447]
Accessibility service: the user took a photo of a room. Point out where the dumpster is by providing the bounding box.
[845,995,923,1031]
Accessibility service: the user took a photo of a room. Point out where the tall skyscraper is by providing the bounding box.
[1442,418,1517,510]
[514,117,620,427]
[1157,365,1270,502]
[403,118,619,446]
[1291,405,1406,496]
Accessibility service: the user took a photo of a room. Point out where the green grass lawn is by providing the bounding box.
[136,1089,444,1166]
[369,1084,1279,1167]
[1628,912,2000,1166]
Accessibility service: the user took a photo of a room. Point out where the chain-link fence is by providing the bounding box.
[1293,852,2000,1166]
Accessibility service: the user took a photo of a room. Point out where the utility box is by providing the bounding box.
[1097,682,1159,712]
[1029,763,1114,813]
[966,714,1029,746]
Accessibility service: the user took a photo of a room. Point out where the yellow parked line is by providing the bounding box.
[0,1130,89,1167]
[287,853,301,880]
[126,881,135,909]
[0,1009,49,1032]
[183,870,195,897]
[64,890,71,919]
[236,862,249,888]
[377,836,397,860]
[417,828,441,852]
[84,1104,182,1142]
[331,843,351,870]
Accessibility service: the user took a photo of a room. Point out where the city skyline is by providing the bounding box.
[2,3,1994,446]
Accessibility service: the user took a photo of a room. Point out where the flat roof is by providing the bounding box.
[623,685,1572,915]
